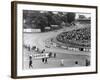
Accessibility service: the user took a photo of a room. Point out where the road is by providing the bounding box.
[24,25,90,56]
[23,25,90,69]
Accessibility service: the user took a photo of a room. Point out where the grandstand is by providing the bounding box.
[56,27,91,52]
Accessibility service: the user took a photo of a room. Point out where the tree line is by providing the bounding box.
[23,11,76,32]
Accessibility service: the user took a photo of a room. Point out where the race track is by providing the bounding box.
[23,25,91,69]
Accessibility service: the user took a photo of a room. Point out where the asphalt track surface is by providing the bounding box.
[23,25,90,69]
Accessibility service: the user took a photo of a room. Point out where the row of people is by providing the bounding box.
[56,27,90,47]
[29,55,90,69]
[23,44,57,58]
[23,44,40,52]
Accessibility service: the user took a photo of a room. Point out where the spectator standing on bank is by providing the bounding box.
[29,55,33,68]
[42,58,44,63]
[44,53,48,64]
[44,58,48,63]
[60,59,64,66]
[54,53,56,58]
[28,45,30,51]
[41,49,45,63]
[86,59,90,66]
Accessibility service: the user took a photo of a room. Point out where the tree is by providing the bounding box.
[66,12,76,24]
[61,14,67,23]
[45,11,54,26]
[52,14,62,25]
[23,10,41,28]
[34,14,48,32]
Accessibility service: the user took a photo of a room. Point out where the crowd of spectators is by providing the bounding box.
[56,27,91,47]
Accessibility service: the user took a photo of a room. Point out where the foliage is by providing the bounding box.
[66,12,76,24]
[23,10,76,31]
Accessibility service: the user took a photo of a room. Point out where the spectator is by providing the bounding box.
[60,59,64,66]
[29,55,33,68]
[56,27,90,47]
[54,53,56,58]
